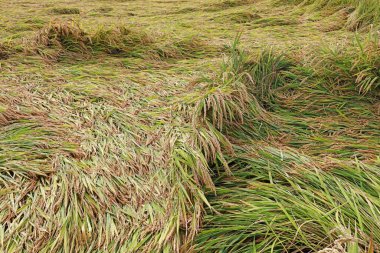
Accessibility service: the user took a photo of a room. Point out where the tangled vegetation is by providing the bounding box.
[285,0,380,30]
[1,0,379,252]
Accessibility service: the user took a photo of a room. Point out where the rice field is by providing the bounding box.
[0,0,379,252]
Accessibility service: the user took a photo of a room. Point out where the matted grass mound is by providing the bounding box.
[193,148,380,252]
[24,21,218,61]
[286,0,380,30]
[25,21,153,60]
[311,33,380,95]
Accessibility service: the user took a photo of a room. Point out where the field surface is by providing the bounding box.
[0,0,379,252]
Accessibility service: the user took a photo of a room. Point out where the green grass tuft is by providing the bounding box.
[285,0,380,30]
[311,32,380,95]
[193,149,380,252]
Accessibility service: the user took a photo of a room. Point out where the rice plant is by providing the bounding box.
[193,148,380,252]
[91,25,153,54]
[244,50,293,108]
[34,21,90,52]
[285,0,380,30]
[310,32,380,95]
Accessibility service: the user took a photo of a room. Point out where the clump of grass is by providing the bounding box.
[26,21,220,62]
[193,148,380,252]
[347,0,380,30]
[186,36,267,131]
[27,21,219,61]
[91,25,153,54]
[26,21,153,59]
[187,36,292,113]
[286,0,380,30]
[317,8,350,32]
[311,32,380,95]
[177,36,284,142]
[28,21,90,59]
[244,50,293,108]
[50,7,80,15]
